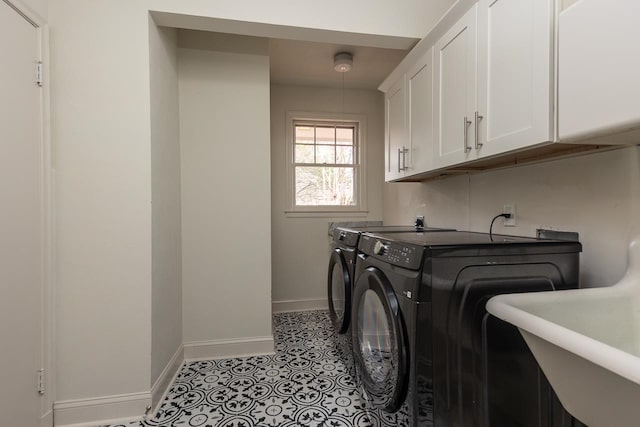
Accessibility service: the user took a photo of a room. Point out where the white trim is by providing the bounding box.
[183,336,275,361]
[272,298,329,313]
[3,2,55,424]
[52,345,185,427]
[285,111,368,214]
[42,24,56,426]
[41,410,52,427]
[54,416,143,427]
[53,392,151,427]
[1,0,46,26]
[150,345,184,414]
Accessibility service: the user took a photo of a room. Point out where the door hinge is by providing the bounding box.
[38,369,45,395]
[35,61,43,87]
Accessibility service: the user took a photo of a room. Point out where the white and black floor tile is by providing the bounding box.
[103,310,379,427]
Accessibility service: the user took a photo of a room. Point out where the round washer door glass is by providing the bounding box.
[352,267,407,412]
[359,289,393,383]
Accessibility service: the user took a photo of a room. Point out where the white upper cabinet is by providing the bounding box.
[407,48,435,174]
[433,5,478,168]
[559,0,640,143]
[383,49,436,182]
[385,77,407,181]
[476,0,554,157]
[380,0,629,180]
[433,0,554,168]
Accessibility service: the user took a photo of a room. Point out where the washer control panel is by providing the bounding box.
[333,228,360,247]
[359,235,423,270]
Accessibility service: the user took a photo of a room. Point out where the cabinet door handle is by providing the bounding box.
[475,111,484,149]
[398,147,409,172]
[401,146,409,171]
[463,116,472,153]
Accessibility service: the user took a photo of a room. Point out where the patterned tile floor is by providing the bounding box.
[104,310,375,427]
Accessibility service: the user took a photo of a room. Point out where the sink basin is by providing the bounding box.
[487,238,640,427]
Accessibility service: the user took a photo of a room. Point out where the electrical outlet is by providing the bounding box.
[503,204,516,227]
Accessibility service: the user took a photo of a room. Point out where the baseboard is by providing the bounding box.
[53,392,151,427]
[151,344,184,413]
[272,298,328,313]
[41,409,53,427]
[183,336,275,361]
[52,337,275,426]
[52,336,277,426]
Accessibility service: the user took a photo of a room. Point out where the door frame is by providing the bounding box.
[2,1,54,425]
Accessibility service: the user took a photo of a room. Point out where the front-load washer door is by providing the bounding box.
[352,266,408,413]
[327,248,351,334]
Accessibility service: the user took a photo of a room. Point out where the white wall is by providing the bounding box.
[50,0,152,401]
[149,20,182,388]
[46,0,444,417]
[19,0,46,21]
[41,0,638,421]
[179,31,272,343]
[151,0,454,40]
[270,85,385,305]
[383,146,640,287]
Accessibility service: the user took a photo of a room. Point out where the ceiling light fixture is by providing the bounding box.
[334,52,353,73]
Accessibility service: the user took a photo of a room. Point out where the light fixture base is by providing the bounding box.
[334,52,353,73]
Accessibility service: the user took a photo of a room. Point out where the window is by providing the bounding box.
[286,112,367,215]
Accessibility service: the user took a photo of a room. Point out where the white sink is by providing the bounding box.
[487,237,640,427]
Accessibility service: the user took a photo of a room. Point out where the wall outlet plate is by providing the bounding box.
[503,204,516,226]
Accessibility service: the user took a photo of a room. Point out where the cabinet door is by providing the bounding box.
[476,0,553,157]
[559,0,640,143]
[433,5,478,168]
[385,77,407,181]
[407,48,434,175]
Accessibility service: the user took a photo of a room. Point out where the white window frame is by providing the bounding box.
[285,111,368,216]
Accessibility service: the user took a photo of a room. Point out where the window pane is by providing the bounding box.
[295,126,314,144]
[295,166,355,206]
[316,126,335,145]
[336,127,354,145]
[336,145,353,164]
[316,145,335,164]
[295,144,314,163]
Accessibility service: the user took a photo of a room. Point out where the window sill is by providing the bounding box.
[284,210,369,218]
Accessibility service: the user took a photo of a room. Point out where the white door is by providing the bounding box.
[385,77,407,181]
[407,48,434,175]
[433,5,478,168]
[476,0,553,157]
[0,1,46,426]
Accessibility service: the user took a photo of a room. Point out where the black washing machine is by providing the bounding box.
[351,231,586,427]
[328,225,455,334]
[327,225,454,375]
